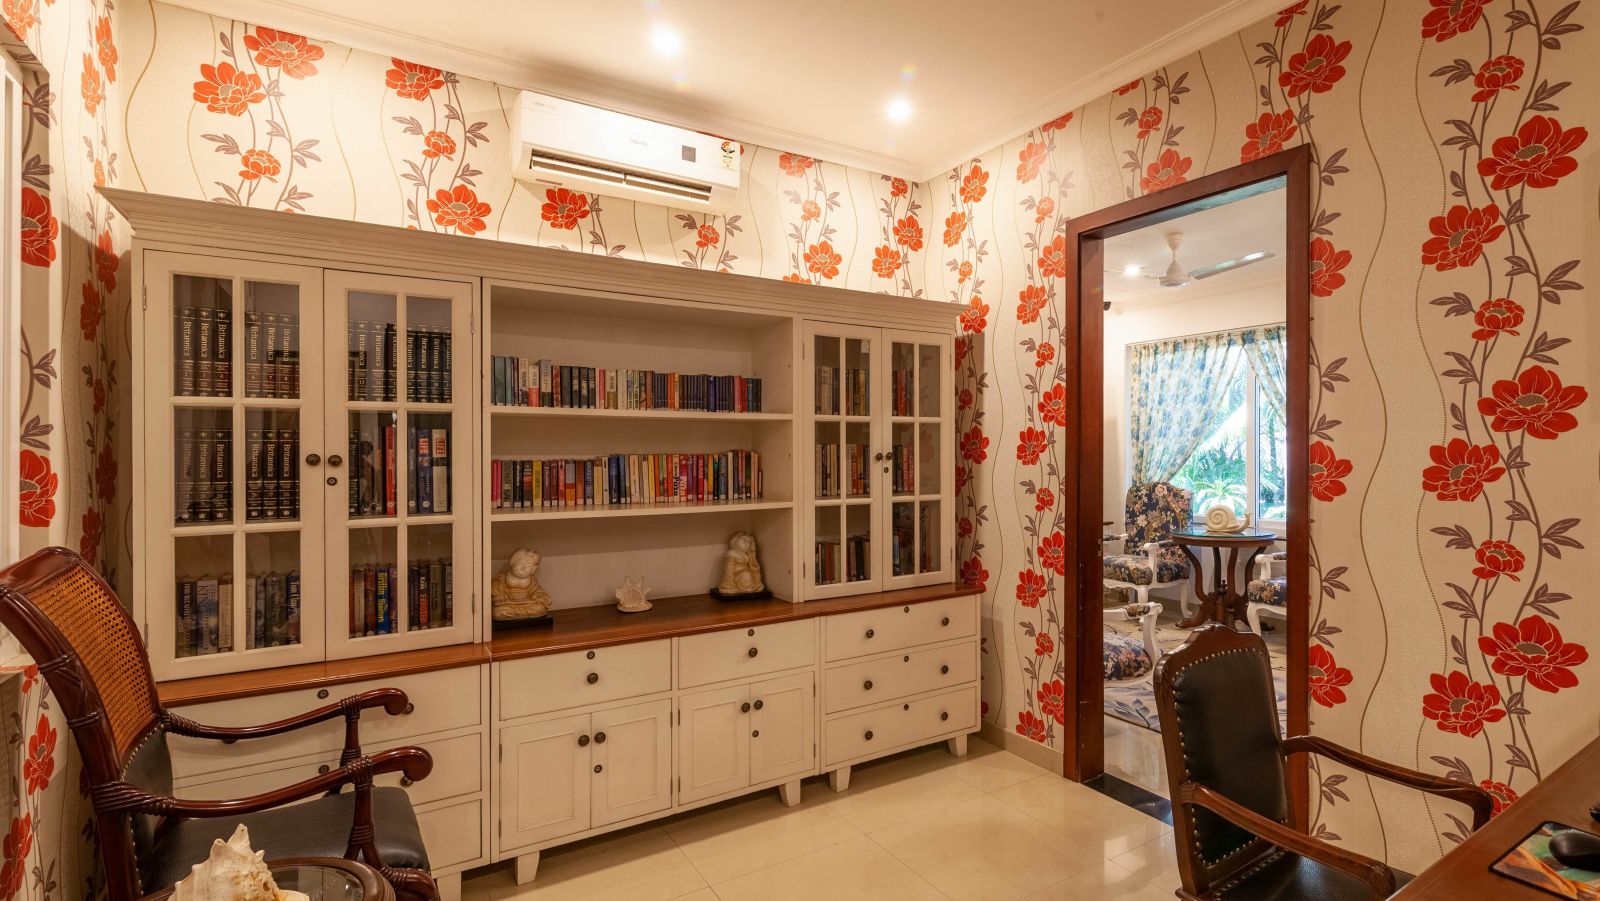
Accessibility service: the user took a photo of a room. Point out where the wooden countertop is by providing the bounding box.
[1396,734,1600,899]
[158,583,980,707]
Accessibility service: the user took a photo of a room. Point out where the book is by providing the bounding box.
[246,428,265,520]
[176,306,198,396]
[385,424,397,516]
[278,427,297,519]
[415,430,433,514]
[214,307,233,394]
[176,579,196,657]
[244,312,263,396]
[353,320,370,400]
[430,427,449,513]
[195,307,216,396]
[285,570,301,644]
[217,575,233,653]
[196,577,219,655]
[281,313,299,398]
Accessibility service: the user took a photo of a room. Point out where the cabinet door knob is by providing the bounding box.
[326,476,338,486]
[594,764,603,774]
[940,665,949,675]
[864,730,874,741]
[751,730,760,738]
[903,655,910,663]
[753,699,764,711]
[587,650,596,660]
[578,734,590,747]
[400,776,414,787]
[941,712,949,722]
[317,689,330,700]
[594,731,607,744]
[748,647,759,658]
[865,629,875,639]
[305,453,321,466]
[941,617,950,626]
[327,454,343,467]
[741,702,751,713]
[863,680,873,691]
[874,452,885,462]
[317,764,331,775]
[587,672,599,684]
[903,606,910,613]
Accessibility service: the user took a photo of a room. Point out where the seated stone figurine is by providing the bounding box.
[716,532,765,596]
[491,547,552,621]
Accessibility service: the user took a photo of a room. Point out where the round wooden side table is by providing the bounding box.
[1169,526,1278,629]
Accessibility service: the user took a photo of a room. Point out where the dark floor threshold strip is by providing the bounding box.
[1084,773,1173,826]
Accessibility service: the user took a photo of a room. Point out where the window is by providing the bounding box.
[1170,353,1286,525]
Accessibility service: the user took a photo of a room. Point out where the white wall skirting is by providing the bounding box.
[979,722,1063,775]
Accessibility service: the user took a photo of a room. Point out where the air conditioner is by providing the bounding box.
[512,91,741,212]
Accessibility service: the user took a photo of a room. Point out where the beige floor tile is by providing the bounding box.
[1110,831,1182,891]
[1102,718,1168,798]
[710,835,945,901]
[462,865,514,901]
[487,827,707,901]
[868,794,1104,900]
[671,891,719,901]
[1022,859,1175,900]
[664,790,864,885]
[943,737,1053,792]
[820,748,986,833]
[992,774,1171,858]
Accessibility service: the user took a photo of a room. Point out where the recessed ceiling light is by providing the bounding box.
[886,96,912,123]
[1122,264,1141,277]
[651,25,682,58]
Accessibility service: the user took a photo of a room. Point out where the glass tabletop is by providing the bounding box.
[270,864,368,901]
[1171,525,1278,540]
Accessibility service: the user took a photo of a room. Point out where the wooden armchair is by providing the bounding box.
[0,548,439,901]
[1155,626,1493,899]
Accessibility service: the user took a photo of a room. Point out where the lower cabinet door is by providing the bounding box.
[591,699,672,828]
[749,672,815,785]
[678,684,751,804]
[499,713,591,850]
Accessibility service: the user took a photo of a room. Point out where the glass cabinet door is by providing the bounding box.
[323,271,474,659]
[805,324,881,596]
[883,332,953,588]
[146,254,326,680]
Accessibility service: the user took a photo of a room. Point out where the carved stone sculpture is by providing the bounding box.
[171,824,307,901]
[716,532,765,595]
[614,576,653,613]
[491,547,552,621]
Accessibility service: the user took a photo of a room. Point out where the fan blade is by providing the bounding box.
[1189,251,1275,280]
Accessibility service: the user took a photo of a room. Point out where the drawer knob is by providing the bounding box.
[317,764,331,775]
[903,606,910,613]
[748,647,759,658]
[741,702,751,713]
[752,730,760,738]
[594,731,607,744]
[587,650,596,660]
[903,704,910,711]
[903,655,910,663]
[594,764,603,774]
[942,617,950,627]
[400,776,414,787]
[587,672,599,685]
[941,712,949,722]
[753,699,764,711]
[941,665,949,675]
[305,453,321,466]
[748,629,755,636]
[863,680,873,691]
[864,730,874,741]
[317,689,330,700]
[402,702,415,715]
[578,734,590,747]
[865,629,875,639]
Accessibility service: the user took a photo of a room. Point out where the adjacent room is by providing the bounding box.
[1,2,1596,900]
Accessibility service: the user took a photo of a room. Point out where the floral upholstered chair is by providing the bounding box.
[1103,600,1163,682]
[1103,481,1194,614]
[1246,550,1288,634]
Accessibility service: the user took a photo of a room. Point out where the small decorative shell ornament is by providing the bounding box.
[614,576,653,613]
[171,824,308,901]
[1202,505,1252,533]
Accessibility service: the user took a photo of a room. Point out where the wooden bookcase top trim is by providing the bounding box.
[156,583,980,707]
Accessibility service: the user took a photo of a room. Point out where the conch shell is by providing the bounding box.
[1202,506,1251,533]
[172,825,309,901]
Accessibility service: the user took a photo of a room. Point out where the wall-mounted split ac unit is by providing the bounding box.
[512,91,741,212]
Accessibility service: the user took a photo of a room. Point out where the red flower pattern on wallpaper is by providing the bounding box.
[20,187,57,267]
[80,281,104,342]
[1478,115,1587,190]
[422,130,455,159]
[959,165,989,204]
[1421,203,1504,271]
[18,449,57,528]
[428,185,490,235]
[1037,236,1067,279]
[245,27,323,78]
[1036,680,1066,725]
[23,714,55,796]
[1037,532,1065,576]
[1016,284,1047,323]
[1037,384,1066,427]
[1017,427,1048,465]
[1422,439,1506,501]
[960,424,989,464]
[1035,632,1054,657]
[1479,617,1589,693]
[778,152,813,177]
[1135,106,1162,139]
[1471,297,1523,340]
[1308,645,1352,708]
[1140,147,1192,193]
[1422,0,1491,42]
[1275,1,1308,27]
[1016,570,1046,608]
[1422,671,1506,737]
[541,187,590,230]
[957,298,989,334]
[1015,710,1048,742]
[193,61,264,115]
[1241,109,1298,163]
[1472,539,1525,581]
[1480,780,1518,817]
[894,214,924,251]
[238,148,280,182]
[1279,33,1351,97]
[0,814,31,900]
[1472,55,1524,103]
[386,58,444,100]
[80,53,104,114]
[1308,440,1352,501]
[1016,141,1047,181]
[804,240,841,280]
[1308,237,1350,297]
[1477,365,1588,440]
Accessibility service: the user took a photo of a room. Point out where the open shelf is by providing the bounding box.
[491,406,792,423]
[490,497,793,522]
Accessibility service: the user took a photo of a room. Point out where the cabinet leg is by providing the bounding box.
[947,734,969,758]
[514,851,540,886]
[779,779,802,807]
[435,873,460,901]
[829,766,852,793]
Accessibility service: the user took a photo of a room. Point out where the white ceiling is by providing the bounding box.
[1101,187,1286,307]
[166,0,1285,180]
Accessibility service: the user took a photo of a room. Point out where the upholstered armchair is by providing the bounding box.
[1104,481,1195,614]
[0,548,439,901]
[1246,550,1289,634]
[1103,600,1163,682]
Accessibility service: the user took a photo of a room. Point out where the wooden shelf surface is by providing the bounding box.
[490,497,793,522]
[491,406,792,423]
[157,582,979,707]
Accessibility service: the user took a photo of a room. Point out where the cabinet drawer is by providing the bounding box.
[417,797,484,871]
[677,619,816,689]
[823,684,977,767]
[823,639,976,713]
[497,640,670,721]
[823,596,976,661]
[170,666,483,778]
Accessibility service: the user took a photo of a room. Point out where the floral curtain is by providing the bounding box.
[1128,329,1247,483]
[1241,324,1287,421]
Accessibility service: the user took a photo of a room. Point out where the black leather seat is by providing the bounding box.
[1212,850,1413,899]
[142,788,429,891]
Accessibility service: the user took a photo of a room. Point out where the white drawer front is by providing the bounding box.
[497,640,671,721]
[417,798,485,871]
[823,684,977,767]
[170,666,483,778]
[677,619,816,689]
[823,596,976,661]
[823,640,976,714]
[174,730,483,809]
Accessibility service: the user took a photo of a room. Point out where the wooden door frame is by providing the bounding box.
[1060,146,1313,825]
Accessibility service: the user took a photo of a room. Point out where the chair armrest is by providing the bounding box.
[90,746,432,819]
[1178,782,1395,895]
[163,688,411,765]
[1281,735,1494,830]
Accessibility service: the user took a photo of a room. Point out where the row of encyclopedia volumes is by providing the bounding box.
[489,356,763,413]
[245,428,300,521]
[175,428,233,524]
[243,310,300,399]
[173,305,235,398]
[346,322,452,404]
[491,450,763,510]
[348,559,453,637]
[174,570,301,658]
[349,422,451,516]
[814,534,870,585]
[814,442,869,499]
[815,366,869,416]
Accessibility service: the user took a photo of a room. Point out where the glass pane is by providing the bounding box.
[408,413,453,515]
[172,275,233,398]
[407,296,453,404]
[814,421,840,499]
[814,335,840,415]
[245,409,299,523]
[918,344,942,418]
[407,524,454,631]
[891,342,915,417]
[844,338,870,416]
[1257,381,1287,522]
[174,534,232,658]
[1172,375,1248,518]
[348,292,397,403]
[349,526,399,636]
[244,282,300,399]
[348,411,398,519]
[892,501,915,577]
[845,503,871,583]
[919,500,942,574]
[814,505,841,587]
[244,532,302,649]
[891,422,915,497]
[174,408,233,526]
[918,422,941,496]
[845,421,871,499]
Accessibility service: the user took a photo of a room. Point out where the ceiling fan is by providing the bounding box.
[1130,232,1276,289]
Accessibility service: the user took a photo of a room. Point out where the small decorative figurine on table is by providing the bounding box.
[614,576,653,613]
[1202,505,1252,533]
[491,547,553,629]
[171,824,307,901]
[712,531,771,600]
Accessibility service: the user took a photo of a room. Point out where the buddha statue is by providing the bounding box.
[491,547,552,621]
[716,532,765,596]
